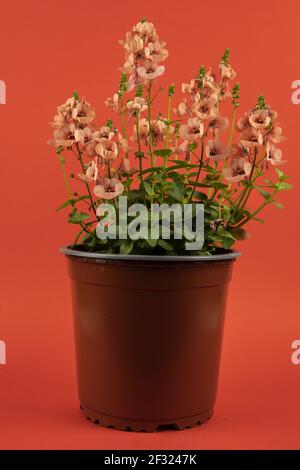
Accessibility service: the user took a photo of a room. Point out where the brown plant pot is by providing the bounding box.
[62,248,240,432]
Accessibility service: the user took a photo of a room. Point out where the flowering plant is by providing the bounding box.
[50,18,291,255]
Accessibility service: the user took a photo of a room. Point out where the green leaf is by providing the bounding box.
[274,168,291,181]
[145,238,157,248]
[275,182,293,191]
[157,239,173,251]
[189,142,198,151]
[76,195,91,202]
[120,240,133,255]
[256,187,271,199]
[56,199,74,211]
[143,181,155,196]
[272,201,284,209]
[154,149,173,158]
[231,228,249,240]
[68,211,90,224]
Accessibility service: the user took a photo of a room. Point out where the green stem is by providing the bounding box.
[57,154,72,199]
[136,114,143,183]
[147,81,154,166]
[228,107,236,149]
[121,108,128,159]
[188,137,204,203]
[236,191,277,228]
[75,143,97,218]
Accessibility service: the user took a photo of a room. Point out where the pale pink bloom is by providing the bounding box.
[119,32,144,54]
[74,126,93,145]
[182,80,197,94]
[72,99,95,124]
[151,119,169,145]
[93,177,124,200]
[208,114,229,133]
[179,117,204,142]
[269,126,286,143]
[200,80,219,101]
[126,97,148,114]
[266,143,286,166]
[52,112,66,129]
[57,96,77,117]
[117,133,129,152]
[145,41,168,62]
[123,53,135,74]
[173,101,189,116]
[236,114,250,131]
[240,128,263,148]
[132,118,150,144]
[193,97,217,120]
[95,138,118,160]
[105,93,119,112]
[134,21,156,38]
[120,158,131,173]
[267,107,278,122]
[78,160,98,183]
[230,144,247,159]
[137,60,165,81]
[249,109,271,130]
[206,139,229,161]
[171,140,190,155]
[98,126,114,140]
[219,63,236,80]
[223,158,252,182]
[53,123,76,147]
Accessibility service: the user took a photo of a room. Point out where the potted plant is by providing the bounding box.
[49,18,291,432]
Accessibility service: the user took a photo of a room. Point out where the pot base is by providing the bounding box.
[80,404,213,432]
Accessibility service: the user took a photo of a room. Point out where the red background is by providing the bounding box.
[0,0,299,449]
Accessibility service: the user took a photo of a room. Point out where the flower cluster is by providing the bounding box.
[50,19,291,256]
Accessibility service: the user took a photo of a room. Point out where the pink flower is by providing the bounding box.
[133,21,156,38]
[219,64,236,80]
[239,128,263,148]
[126,97,148,114]
[249,109,271,130]
[93,177,124,200]
[78,160,98,183]
[206,139,229,161]
[179,117,204,142]
[266,143,286,166]
[208,114,229,133]
[95,138,118,160]
[193,97,217,120]
[53,123,76,147]
[237,114,250,132]
[72,98,95,125]
[151,119,168,145]
[269,126,286,144]
[137,60,165,81]
[145,40,168,62]
[105,93,120,112]
[223,158,252,182]
[132,118,150,144]
[119,32,144,54]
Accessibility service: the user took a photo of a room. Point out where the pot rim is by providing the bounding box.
[60,246,241,262]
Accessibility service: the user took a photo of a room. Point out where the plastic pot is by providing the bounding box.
[62,248,240,432]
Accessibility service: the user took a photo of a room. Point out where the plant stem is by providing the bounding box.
[74,143,97,218]
[136,114,143,183]
[228,107,236,149]
[236,191,277,228]
[188,137,204,203]
[121,107,129,159]
[147,80,154,166]
[57,154,72,199]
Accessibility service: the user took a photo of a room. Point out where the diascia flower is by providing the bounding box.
[50,19,291,255]
[223,158,252,182]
